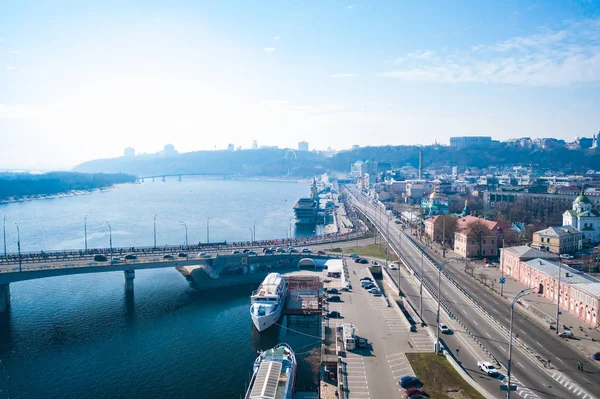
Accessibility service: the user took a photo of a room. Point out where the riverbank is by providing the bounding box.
[0,184,137,205]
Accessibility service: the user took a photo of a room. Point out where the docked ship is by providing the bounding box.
[244,343,297,399]
[250,273,288,332]
[293,178,320,225]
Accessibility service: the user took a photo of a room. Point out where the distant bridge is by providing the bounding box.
[137,173,234,182]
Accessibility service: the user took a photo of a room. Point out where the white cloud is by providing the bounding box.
[263,47,276,52]
[381,18,600,86]
[348,5,354,10]
[330,73,360,78]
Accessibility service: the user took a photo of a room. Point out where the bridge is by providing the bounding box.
[0,233,363,313]
[137,173,231,182]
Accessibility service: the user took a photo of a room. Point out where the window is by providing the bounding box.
[492,240,494,244]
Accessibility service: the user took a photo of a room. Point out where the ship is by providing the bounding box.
[244,343,297,399]
[293,178,320,225]
[250,273,288,332]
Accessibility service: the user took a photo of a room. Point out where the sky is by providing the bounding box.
[1,0,599,170]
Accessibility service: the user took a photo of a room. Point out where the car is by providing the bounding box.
[357,337,367,348]
[477,361,499,376]
[178,252,188,258]
[317,250,326,255]
[360,277,372,282]
[198,252,211,258]
[301,248,312,254]
[279,249,288,254]
[558,330,574,339]
[409,325,418,333]
[247,251,257,256]
[560,254,574,259]
[163,254,174,260]
[398,376,422,389]
[402,388,429,398]
[358,258,369,264]
[242,248,250,254]
[264,250,274,255]
[231,250,241,254]
[275,247,284,253]
[368,287,381,294]
[288,247,299,253]
[325,311,341,319]
[327,288,340,294]
[593,352,600,360]
[389,264,398,270]
[327,295,341,302]
[362,283,375,290]
[371,260,379,265]
[439,323,450,334]
[94,254,108,262]
[124,254,137,260]
[349,253,359,259]
[485,262,495,267]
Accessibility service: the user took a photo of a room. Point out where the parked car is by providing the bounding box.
[403,388,429,398]
[247,251,258,256]
[485,262,495,267]
[349,253,359,259]
[288,247,299,253]
[439,323,450,334]
[124,254,137,260]
[317,250,326,255]
[558,330,574,339]
[327,288,340,294]
[362,283,375,290]
[94,254,108,262]
[301,248,312,254]
[593,352,600,360]
[398,376,422,389]
[163,254,174,260]
[327,295,341,302]
[477,361,499,377]
[242,248,250,254]
[360,277,372,282]
[325,311,341,319]
[198,252,211,258]
[111,257,123,264]
[275,247,284,252]
[357,258,369,264]
[389,264,398,270]
[371,260,379,265]
[178,252,188,258]
[368,287,381,294]
[231,250,241,254]
[560,254,574,259]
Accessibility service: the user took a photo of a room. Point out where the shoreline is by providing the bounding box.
[0,183,138,205]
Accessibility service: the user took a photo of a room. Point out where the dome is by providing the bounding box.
[574,189,591,204]
[429,188,439,199]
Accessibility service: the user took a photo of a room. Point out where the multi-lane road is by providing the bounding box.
[347,187,599,399]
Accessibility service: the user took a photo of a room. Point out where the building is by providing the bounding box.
[252,140,258,149]
[421,188,449,217]
[562,190,600,243]
[531,226,584,254]
[449,136,492,149]
[123,147,135,157]
[501,256,599,328]
[453,216,506,258]
[484,190,576,211]
[227,143,234,151]
[298,141,309,151]
[499,246,559,279]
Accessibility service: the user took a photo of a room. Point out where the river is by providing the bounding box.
[0,179,323,398]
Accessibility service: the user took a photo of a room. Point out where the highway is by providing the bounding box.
[347,187,598,399]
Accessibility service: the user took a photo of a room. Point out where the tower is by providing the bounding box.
[418,150,423,180]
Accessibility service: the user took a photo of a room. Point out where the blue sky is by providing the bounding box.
[1,1,599,169]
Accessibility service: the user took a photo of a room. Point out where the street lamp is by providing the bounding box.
[556,259,563,334]
[3,215,7,258]
[253,218,257,244]
[106,222,113,261]
[16,223,21,272]
[435,259,454,353]
[206,217,211,244]
[153,214,157,248]
[507,288,535,399]
[180,221,188,248]
[248,227,254,244]
[84,215,88,252]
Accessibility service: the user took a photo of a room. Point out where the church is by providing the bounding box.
[562,190,600,244]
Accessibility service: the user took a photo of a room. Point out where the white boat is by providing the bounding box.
[250,273,287,332]
[244,343,297,399]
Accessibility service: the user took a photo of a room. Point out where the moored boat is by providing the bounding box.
[250,273,287,332]
[244,343,297,399]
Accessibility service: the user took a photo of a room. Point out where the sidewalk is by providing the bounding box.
[415,232,600,358]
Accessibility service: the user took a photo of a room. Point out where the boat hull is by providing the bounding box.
[251,305,283,332]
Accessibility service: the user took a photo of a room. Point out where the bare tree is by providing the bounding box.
[466,220,492,258]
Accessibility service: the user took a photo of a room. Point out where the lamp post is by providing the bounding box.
[206,217,211,244]
[106,222,113,261]
[507,288,534,399]
[556,259,563,334]
[253,218,257,244]
[435,259,454,353]
[180,221,188,248]
[3,215,7,257]
[84,215,88,252]
[420,249,424,322]
[16,223,21,272]
[398,232,402,296]
[248,227,254,244]
[153,214,157,248]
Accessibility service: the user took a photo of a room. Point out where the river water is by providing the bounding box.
[0,179,323,398]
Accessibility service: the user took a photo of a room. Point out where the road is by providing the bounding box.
[347,187,598,399]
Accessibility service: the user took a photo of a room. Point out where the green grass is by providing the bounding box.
[335,243,399,261]
[406,353,486,399]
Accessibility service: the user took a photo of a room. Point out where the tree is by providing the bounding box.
[466,220,492,258]
[437,215,458,250]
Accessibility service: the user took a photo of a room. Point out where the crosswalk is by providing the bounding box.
[408,334,432,352]
[379,306,409,333]
[550,371,592,399]
[344,353,370,399]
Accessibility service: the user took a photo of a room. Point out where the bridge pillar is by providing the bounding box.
[124,269,135,293]
[0,284,10,313]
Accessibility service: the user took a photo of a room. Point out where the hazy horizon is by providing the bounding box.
[2,1,599,170]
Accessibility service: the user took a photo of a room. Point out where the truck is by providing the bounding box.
[342,323,356,351]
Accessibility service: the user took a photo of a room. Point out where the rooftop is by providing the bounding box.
[535,226,582,237]
[502,246,559,260]
[523,258,599,286]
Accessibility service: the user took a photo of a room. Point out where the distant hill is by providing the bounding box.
[73,145,600,177]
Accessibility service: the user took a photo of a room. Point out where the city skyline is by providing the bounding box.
[1,1,600,169]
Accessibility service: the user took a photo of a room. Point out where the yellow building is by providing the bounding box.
[531,226,583,254]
